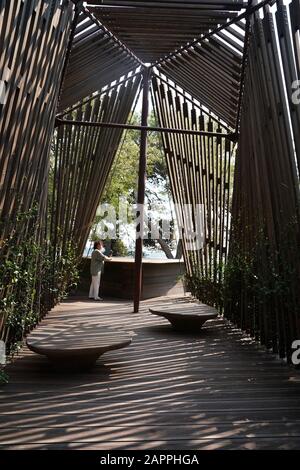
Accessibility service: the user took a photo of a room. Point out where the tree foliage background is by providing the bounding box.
[90,111,177,256]
[102,111,170,209]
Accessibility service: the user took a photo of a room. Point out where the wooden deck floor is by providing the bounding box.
[1,296,300,450]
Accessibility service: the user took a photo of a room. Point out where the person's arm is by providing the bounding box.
[97,250,112,261]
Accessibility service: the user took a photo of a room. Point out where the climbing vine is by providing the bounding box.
[186,217,300,361]
[0,370,8,385]
[223,219,300,358]
[0,209,80,358]
[185,269,224,310]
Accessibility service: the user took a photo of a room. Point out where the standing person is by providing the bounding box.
[89,240,111,301]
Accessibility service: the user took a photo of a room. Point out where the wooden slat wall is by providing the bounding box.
[50,73,142,260]
[0,0,73,238]
[227,1,300,361]
[157,20,245,129]
[58,8,141,111]
[0,0,73,345]
[88,0,244,62]
[152,75,236,294]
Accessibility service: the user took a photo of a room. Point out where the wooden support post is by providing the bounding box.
[57,2,81,110]
[133,67,150,313]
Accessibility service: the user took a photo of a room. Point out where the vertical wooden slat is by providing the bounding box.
[0,0,74,346]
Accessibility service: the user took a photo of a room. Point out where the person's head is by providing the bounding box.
[93,240,103,250]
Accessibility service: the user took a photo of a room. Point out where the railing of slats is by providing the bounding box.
[50,73,141,263]
[0,0,74,348]
[58,8,141,111]
[157,19,245,129]
[227,0,300,360]
[152,74,237,304]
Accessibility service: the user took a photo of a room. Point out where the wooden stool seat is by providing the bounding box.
[149,302,218,331]
[26,323,132,369]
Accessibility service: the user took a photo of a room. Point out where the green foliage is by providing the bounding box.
[47,241,80,304]
[185,217,300,353]
[146,113,169,189]
[90,111,172,253]
[102,113,140,210]
[102,111,168,211]
[224,224,299,309]
[0,369,9,385]
[0,209,80,358]
[0,208,41,354]
[110,239,128,257]
[222,218,300,358]
[90,232,102,243]
[185,269,224,309]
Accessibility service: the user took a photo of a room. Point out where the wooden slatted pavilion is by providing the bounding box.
[58,0,246,314]
[58,6,142,111]
[0,0,300,369]
[88,0,245,62]
[0,1,75,348]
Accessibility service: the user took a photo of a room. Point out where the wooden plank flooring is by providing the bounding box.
[1,296,300,450]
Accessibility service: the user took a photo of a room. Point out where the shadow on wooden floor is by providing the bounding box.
[1,296,300,450]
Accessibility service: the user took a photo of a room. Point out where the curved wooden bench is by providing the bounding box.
[26,323,132,370]
[149,302,218,331]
